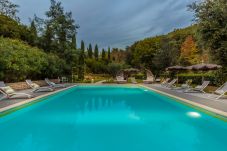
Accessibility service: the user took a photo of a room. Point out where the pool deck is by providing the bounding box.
[141,84,227,117]
[0,83,227,118]
[0,84,76,113]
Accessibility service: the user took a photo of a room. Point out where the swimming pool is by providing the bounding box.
[0,86,226,151]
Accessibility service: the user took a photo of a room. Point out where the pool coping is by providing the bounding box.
[139,84,227,120]
[0,85,77,114]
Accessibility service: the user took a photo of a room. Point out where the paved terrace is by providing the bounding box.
[142,84,227,116]
[0,84,75,111]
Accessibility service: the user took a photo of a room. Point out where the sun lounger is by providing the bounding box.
[184,81,210,93]
[161,78,170,86]
[172,80,192,90]
[143,70,155,84]
[26,79,54,92]
[210,82,227,100]
[0,81,32,100]
[165,79,177,88]
[115,76,127,84]
[45,78,66,88]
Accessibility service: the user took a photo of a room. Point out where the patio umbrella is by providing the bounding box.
[166,66,187,83]
[186,63,222,82]
[187,64,222,71]
[166,65,187,71]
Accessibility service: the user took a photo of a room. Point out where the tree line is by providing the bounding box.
[0,0,126,82]
[126,0,227,83]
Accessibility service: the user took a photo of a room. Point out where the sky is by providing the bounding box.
[12,0,196,49]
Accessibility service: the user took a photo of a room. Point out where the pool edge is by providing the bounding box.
[139,84,227,122]
[0,85,77,117]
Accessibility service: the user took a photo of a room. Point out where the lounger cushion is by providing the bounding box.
[0,86,15,94]
[31,83,39,88]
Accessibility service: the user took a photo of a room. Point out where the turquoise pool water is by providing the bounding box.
[0,86,226,151]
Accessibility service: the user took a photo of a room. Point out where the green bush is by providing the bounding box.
[178,73,216,85]
[133,73,145,80]
[0,37,65,82]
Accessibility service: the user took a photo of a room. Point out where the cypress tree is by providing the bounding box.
[29,20,38,46]
[108,47,111,62]
[102,49,106,60]
[78,49,85,80]
[94,44,99,60]
[71,34,77,49]
[88,43,93,58]
[81,40,85,51]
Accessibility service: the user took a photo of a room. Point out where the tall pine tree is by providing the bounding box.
[94,44,99,60]
[78,49,85,80]
[108,47,111,62]
[81,40,85,51]
[102,49,106,60]
[29,20,38,46]
[88,43,93,58]
[71,34,77,49]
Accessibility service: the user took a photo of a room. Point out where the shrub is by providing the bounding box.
[0,37,64,82]
[178,73,216,85]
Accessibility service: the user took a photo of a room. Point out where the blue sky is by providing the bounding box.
[12,0,196,49]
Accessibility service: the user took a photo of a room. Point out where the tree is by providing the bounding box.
[45,0,78,54]
[88,43,93,58]
[189,0,227,67]
[71,34,77,49]
[0,0,19,21]
[180,35,199,65]
[81,40,85,51]
[28,20,38,46]
[94,44,99,60]
[42,23,54,52]
[102,49,106,60]
[78,49,85,80]
[108,47,111,62]
[153,38,179,74]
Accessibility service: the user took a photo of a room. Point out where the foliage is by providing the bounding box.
[180,35,200,65]
[0,14,30,41]
[0,37,64,82]
[127,25,198,74]
[178,73,216,85]
[189,0,227,67]
[101,49,106,61]
[78,49,85,80]
[107,63,122,77]
[94,44,99,60]
[0,0,19,21]
[88,43,93,58]
[80,40,85,51]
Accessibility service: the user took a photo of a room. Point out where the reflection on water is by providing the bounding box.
[0,86,226,151]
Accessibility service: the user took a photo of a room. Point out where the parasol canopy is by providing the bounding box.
[166,65,187,71]
[186,64,222,71]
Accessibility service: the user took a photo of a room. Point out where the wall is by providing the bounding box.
[7,79,60,90]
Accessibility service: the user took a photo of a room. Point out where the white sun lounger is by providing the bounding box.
[165,79,177,88]
[211,82,227,100]
[26,79,54,92]
[161,78,170,86]
[45,78,66,88]
[115,76,127,84]
[184,81,210,93]
[0,81,32,100]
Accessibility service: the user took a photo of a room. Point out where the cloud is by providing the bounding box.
[12,0,196,49]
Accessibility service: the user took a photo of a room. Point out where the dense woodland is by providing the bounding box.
[0,0,226,84]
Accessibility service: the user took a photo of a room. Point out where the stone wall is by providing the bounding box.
[7,79,60,90]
